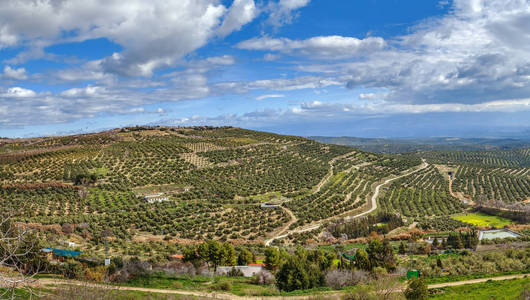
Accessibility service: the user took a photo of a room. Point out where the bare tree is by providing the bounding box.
[0,210,45,299]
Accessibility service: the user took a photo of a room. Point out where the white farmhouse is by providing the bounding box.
[144,193,169,203]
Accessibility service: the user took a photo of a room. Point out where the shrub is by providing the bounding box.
[404,277,427,300]
[212,281,232,291]
[63,260,84,279]
[325,270,353,289]
[325,270,368,289]
[83,266,107,282]
[251,270,275,285]
[228,267,244,277]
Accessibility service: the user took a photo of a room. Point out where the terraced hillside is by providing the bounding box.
[0,126,424,252]
[378,164,464,218]
[421,149,530,204]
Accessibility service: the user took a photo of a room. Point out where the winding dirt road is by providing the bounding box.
[32,273,530,299]
[265,159,429,245]
[345,159,428,220]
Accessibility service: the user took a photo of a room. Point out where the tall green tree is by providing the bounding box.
[237,248,255,265]
[264,247,282,271]
[276,255,310,291]
[221,242,236,266]
[366,239,396,271]
[354,248,371,271]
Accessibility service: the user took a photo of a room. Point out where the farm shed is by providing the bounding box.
[144,193,169,203]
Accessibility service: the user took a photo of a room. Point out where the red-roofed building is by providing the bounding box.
[248,263,265,267]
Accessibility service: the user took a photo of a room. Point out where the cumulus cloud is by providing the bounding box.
[0,0,257,77]
[2,87,36,98]
[293,0,530,104]
[237,35,385,58]
[0,84,155,126]
[217,0,257,37]
[2,66,28,80]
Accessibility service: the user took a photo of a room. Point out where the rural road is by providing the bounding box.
[265,159,428,246]
[345,158,428,220]
[33,273,530,299]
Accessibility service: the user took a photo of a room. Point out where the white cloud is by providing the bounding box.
[289,0,530,105]
[2,66,28,80]
[359,93,377,100]
[61,86,105,97]
[256,94,285,100]
[0,0,257,77]
[291,98,530,115]
[2,87,36,98]
[129,107,146,113]
[216,75,342,93]
[266,0,311,28]
[217,0,257,37]
[237,35,385,58]
[205,55,236,65]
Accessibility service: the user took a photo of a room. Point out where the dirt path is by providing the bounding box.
[32,273,530,299]
[265,151,358,246]
[266,159,429,245]
[313,151,357,193]
[427,273,529,289]
[448,174,474,205]
[345,159,428,220]
[33,278,336,300]
[265,206,298,246]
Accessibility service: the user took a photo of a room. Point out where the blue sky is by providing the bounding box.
[1,0,529,138]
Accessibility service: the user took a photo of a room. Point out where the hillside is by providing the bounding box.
[2,127,530,299]
[0,126,422,253]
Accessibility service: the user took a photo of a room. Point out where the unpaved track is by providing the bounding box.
[265,159,429,245]
[427,273,529,289]
[313,151,357,193]
[264,206,298,246]
[33,273,530,299]
[346,159,428,220]
[264,151,356,246]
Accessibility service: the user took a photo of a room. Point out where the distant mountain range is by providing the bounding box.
[309,136,530,153]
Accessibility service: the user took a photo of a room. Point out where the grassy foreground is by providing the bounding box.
[429,277,530,299]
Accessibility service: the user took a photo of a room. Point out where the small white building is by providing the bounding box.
[144,193,169,203]
[261,202,280,208]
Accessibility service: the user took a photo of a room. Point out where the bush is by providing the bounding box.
[228,267,244,277]
[63,260,84,279]
[212,281,232,291]
[325,270,368,289]
[83,266,107,282]
[326,270,352,289]
[404,277,427,300]
[251,270,275,285]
